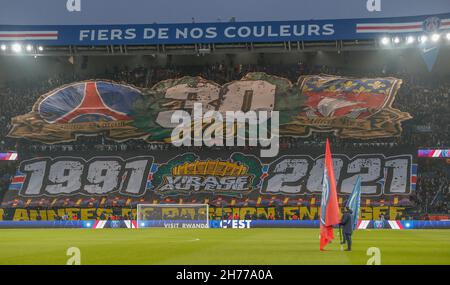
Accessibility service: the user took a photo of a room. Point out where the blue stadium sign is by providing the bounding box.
[0,1,449,45]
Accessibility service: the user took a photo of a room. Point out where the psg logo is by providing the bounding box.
[422,17,441,33]
[38,81,142,124]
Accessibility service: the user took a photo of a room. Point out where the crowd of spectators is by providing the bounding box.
[0,60,449,216]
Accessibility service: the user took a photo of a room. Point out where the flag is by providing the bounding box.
[346,176,362,231]
[420,43,440,72]
[319,139,341,250]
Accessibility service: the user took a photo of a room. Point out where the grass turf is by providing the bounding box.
[0,228,449,265]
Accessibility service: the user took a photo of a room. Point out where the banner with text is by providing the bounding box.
[3,148,416,209]
[8,73,411,143]
[0,206,408,221]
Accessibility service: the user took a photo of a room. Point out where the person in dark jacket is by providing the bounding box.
[340,207,353,251]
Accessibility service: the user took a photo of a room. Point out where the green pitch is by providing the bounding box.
[0,228,449,265]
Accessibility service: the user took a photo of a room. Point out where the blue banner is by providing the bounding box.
[1,12,450,45]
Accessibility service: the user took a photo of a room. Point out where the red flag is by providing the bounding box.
[319,139,341,250]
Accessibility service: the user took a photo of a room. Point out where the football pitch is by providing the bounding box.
[0,228,449,265]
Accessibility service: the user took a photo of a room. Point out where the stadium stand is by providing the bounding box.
[0,57,449,220]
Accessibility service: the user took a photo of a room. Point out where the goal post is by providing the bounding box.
[136,204,209,228]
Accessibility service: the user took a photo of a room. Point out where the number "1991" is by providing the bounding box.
[19,156,153,196]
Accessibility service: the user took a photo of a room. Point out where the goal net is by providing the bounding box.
[136,204,209,228]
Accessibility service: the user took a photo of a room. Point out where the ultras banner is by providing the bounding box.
[3,148,417,209]
[0,12,449,45]
[8,73,411,143]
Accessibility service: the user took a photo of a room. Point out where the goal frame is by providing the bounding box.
[136,203,209,228]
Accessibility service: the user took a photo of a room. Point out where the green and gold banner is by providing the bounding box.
[8,73,411,143]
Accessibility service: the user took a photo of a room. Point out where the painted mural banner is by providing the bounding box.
[8,73,411,144]
[3,149,416,209]
[1,10,450,45]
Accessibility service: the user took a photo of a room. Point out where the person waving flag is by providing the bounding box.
[319,139,341,251]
